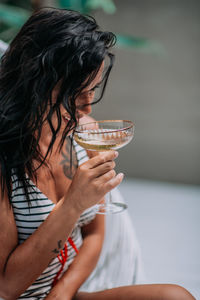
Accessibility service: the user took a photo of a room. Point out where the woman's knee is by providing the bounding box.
[161,284,195,300]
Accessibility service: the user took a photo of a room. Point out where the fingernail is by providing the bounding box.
[118,172,124,179]
[114,151,119,158]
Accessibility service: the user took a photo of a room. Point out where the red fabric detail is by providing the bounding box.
[52,237,79,287]
[68,237,79,254]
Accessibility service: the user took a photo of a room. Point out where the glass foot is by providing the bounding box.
[96,202,128,214]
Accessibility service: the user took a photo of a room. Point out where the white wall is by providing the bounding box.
[91,0,200,184]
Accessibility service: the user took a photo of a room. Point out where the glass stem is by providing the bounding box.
[107,191,112,206]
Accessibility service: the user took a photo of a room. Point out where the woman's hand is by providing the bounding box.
[65,151,123,213]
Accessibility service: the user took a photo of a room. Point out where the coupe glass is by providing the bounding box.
[74,120,135,214]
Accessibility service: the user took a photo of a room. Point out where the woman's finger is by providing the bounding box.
[103,172,124,194]
[92,160,116,177]
[97,169,116,182]
[85,151,118,169]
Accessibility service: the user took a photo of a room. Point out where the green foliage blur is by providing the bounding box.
[0,0,161,54]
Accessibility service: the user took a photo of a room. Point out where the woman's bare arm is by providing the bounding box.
[45,213,105,300]
[0,151,122,300]
[0,189,81,300]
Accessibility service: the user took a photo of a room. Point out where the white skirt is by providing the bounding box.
[79,187,145,292]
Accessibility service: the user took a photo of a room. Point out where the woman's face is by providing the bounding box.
[39,62,105,146]
[61,61,105,125]
[47,61,104,138]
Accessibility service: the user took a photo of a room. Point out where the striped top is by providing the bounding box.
[11,142,98,299]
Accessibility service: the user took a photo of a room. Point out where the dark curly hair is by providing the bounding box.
[0,7,116,203]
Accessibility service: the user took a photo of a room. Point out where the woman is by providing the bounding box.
[0,7,195,300]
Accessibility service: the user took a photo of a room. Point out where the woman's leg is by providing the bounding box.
[74,284,195,300]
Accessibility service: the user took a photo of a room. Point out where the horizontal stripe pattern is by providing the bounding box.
[11,141,97,299]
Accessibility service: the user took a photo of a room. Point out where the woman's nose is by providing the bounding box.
[78,104,92,115]
[77,91,94,115]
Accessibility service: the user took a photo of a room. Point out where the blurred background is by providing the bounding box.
[1,0,200,298]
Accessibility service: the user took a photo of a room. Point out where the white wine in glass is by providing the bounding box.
[74,120,135,214]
